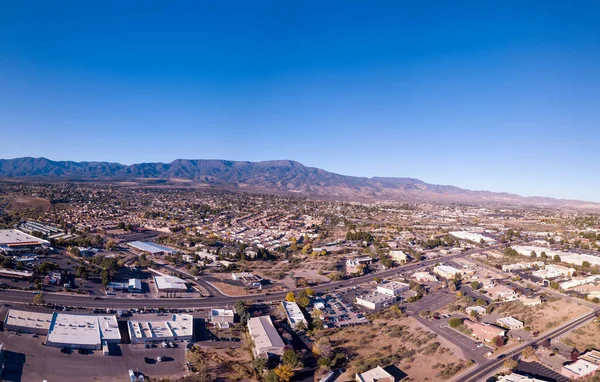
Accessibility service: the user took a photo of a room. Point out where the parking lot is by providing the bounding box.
[308,291,368,328]
[0,330,187,382]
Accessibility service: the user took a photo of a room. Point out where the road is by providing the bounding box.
[0,244,503,309]
[455,310,598,382]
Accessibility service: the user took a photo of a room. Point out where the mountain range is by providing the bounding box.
[0,157,597,209]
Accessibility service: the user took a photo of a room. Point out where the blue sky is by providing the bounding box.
[1,1,599,202]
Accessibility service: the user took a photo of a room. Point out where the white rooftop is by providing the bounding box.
[154,275,187,290]
[47,313,120,346]
[564,359,598,377]
[128,314,193,341]
[210,309,234,317]
[4,309,53,331]
[0,229,48,246]
[248,316,285,354]
[282,301,306,325]
[356,366,395,382]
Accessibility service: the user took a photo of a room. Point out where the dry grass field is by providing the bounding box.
[5,195,51,215]
[323,314,470,381]
[560,318,600,351]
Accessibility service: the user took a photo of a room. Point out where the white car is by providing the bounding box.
[477,343,484,348]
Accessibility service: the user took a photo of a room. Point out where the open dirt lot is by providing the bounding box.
[324,313,471,381]
[560,318,600,351]
[493,298,592,333]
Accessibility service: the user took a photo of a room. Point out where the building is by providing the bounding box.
[519,296,542,307]
[498,373,549,382]
[464,320,505,342]
[496,317,524,330]
[355,292,396,310]
[247,316,285,358]
[579,349,600,365]
[484,283,519,302]
[107,278,142,293]
[376,281,410,296]
[355,365,395,382]
[410,271,438,283]
[18,221,63,237]
[449,231,496,245]
[209,309,235,328]
[561,359,598,379]
[465,306,487,316]
[533,264,575,279]
[346,256,372,275]
[433,265,462,279]
[3,309,53,334]
[153,275,187,296]
[128,314,194,344]
[389,250,409,264]
[46,313,121,350]
[502,261,545,272]
[0,269,33,279]
[282,301,307,330]
[559,276,600,291]
[128,241,177,255]
[0,229,49,255]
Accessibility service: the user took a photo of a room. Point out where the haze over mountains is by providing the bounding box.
[0,157,596,209]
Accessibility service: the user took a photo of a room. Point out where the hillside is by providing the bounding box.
[0,157,596,208]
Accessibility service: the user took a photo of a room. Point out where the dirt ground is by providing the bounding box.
[493,298,592,333]
[5,195,51,215]
[325,314,470,381]
[560,318,600,351]
[193,343,256,382]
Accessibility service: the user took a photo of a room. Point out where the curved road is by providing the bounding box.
[0,245,503,309]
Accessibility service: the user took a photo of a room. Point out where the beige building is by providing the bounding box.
[355,365,395,382]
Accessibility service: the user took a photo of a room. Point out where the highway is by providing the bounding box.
[455,310,598,382]
[0,245,503,309]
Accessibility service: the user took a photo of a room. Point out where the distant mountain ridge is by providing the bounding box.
[0,157,597,209]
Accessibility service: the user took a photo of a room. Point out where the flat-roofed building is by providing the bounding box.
[0,229,48,255]
[410,271,438,283]
[282,301,307,330]
[355,292,396,310]
[46,313,121,350]
[209,309,235,328]
[376,281,410,296]
[3,309,53,334]
[464,320,505,343]
[128,314,194,344]
[128,241,177,255]
[247,315,285,358]
[153,275,187,297]
[389,250,409,264]
[433,265,462,279]
[107,278,142,293]
[561,359,598,379]
[355,365,395,382]
[496,317,524,330]
[498,373,549,382]
[0,269,33,279]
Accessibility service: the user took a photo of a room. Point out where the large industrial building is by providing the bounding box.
[128,314,193,344]
[46,313,121,350]
[0,229,49,255]
[3,309,53,334]
[248,315,285,358]
[128,241,177,255]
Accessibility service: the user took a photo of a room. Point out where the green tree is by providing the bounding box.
[540,251,548,259]
[503,358,518,371]
[530,251,537,258]
[554,255,561,262]
[449,318,463,328]
[282,349,299,367]
[583,261,591,268]
[33,293,45,305]
[470,281,481,290]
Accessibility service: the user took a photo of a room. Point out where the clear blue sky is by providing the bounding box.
[1,1,599,202]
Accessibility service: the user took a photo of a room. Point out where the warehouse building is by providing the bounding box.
[128,241,177,255]
[248,316,285,358]
[282,301,307,330]
[0,229,49,255]
[153,275,187,297]
[128,314,194,344]
[46,313,121,350]
[3,309,53,334]
[433,265,462,279]
[355,292,396,310]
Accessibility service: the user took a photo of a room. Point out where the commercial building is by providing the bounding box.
[561,359,598,379]
[282,301,307,330]
[410,271,438,283]
[502,261,545,272]
[153,275,187,296]
[3,309,53,334]
[46,313,121,350]
[355,365,395,382]
[433,265,462,279]
[484,284,519,302]
[533,264,575,279]
[559,276,600,291]
[464,320,505,343]
[465,306,487,316]
[519,296,542,306]
[0,229,49,255]
[128,241,177,255]
[449,231,496,245]
[18,221,63,237]
[355,292,396,310]
[128,314,194,344]
[389,250,409,264]
[209,309,235,328]
[498,373,549,382]
[107,278,142,293]
[0,269,33,279]
[247,315,285,358]
[496,317,524,330]
[376,281,410,296]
